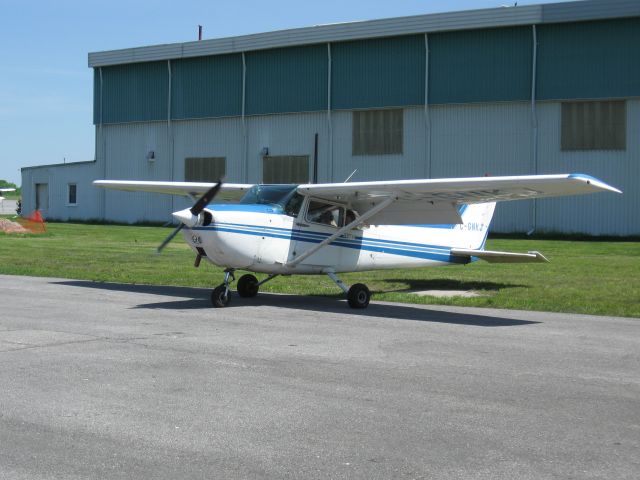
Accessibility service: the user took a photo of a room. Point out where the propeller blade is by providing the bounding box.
[156,224,184,254]
[190,179,223,216]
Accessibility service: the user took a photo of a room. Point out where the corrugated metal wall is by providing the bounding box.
[24,99,634,234]
[171,54,243,119]
[429,103,534,232]
[331,35,425,109]
[92,18,640,125]
[102,122,173,223]
[534,100,638,235]
[100,62,168,123]
[429,26,532,104]
[21,162,101,221]
[246,113,329,183]
[25,15,638,234]
[245,45,327,115]
[537,18,640,100]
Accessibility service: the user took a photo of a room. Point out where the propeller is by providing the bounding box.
[156,179,223,253]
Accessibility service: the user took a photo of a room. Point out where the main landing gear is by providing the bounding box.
[327,272,371,309]
[210,270,371,309]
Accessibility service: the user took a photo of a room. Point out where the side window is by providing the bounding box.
[306,200,345,228]
[67,183,77,205]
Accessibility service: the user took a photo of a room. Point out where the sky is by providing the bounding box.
[0,0,574,186]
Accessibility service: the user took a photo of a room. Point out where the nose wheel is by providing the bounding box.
[210,271,278,307]
[211,269,234,307]
[211,284,231,307]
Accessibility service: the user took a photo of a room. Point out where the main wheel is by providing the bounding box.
[211,285,231,307]
[347,283,371,309]
[237,274,259,298]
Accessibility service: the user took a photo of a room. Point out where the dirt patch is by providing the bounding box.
[0,219,30,234]
[409,289,484,298]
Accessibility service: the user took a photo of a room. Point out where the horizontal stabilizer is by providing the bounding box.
[450,248,549,263]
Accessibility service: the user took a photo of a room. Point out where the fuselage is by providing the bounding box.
[184,204,491,275]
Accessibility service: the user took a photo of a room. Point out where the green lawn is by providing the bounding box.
[0,220,638,317]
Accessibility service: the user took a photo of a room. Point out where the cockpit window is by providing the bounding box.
[239,184,298,209]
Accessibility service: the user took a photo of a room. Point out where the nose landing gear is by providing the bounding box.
[210,271,279,307]
[211,269,234,307]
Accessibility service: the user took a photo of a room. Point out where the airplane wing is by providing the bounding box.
[450,248,549,263]
[297,174,620,225]
[93,180,253,202]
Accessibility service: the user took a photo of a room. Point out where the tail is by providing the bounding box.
[453,202,496,250]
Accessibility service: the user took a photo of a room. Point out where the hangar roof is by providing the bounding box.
[88,0,640,68]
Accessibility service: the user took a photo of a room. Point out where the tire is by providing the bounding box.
[211,285,230,307]
[237,274,259,298]
[347,283,370,309]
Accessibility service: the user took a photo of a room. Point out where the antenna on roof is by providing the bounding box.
[198,25,203,41]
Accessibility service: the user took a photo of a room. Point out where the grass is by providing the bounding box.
[0,219,638,318]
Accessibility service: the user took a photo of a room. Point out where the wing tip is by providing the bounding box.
[569,173,622,194]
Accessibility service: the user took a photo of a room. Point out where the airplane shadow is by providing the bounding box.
[54,280,539,328]
[381,278,526,292]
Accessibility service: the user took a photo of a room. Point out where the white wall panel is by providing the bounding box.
[102,122,172,223]
[245,112,329,183]
[21,162,101,221]
[21,100,638,234]
[429,102,534,233]
[534,100,637,235]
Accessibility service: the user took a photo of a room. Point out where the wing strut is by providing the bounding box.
[286,196,395,267]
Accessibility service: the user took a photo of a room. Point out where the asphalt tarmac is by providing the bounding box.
[0,274,638,479]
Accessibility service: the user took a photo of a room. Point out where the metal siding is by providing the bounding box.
[537,18,640,101]
[332,36,425,110]
[21,102,639,235]
[245,113,329,184]
[171,54,243,119]
[534,100,637,235]
[172,119,244,179]
[102,62,168,124]
[103,122,172,223]
[20,162,101,221]
[429,103,534,233]
[330,109,427,183]
[93,69,100,125]
[429,26,532,105]
[245,45,327,115]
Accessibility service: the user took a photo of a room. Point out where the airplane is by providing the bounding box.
[94,174,620,309]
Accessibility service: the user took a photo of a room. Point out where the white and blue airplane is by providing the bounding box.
[94,174,620,308]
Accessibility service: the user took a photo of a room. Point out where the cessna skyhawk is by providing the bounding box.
[94,174,620,309]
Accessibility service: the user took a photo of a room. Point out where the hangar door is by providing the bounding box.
[35,183,49,211]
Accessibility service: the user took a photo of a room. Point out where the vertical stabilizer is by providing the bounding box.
[454,202,496,250]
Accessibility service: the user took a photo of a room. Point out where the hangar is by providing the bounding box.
[21,0,640,235]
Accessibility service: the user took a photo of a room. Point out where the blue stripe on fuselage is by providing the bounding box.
[192,222,470,264]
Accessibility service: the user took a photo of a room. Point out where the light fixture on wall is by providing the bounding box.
[260,147,269,156]
[146,150,155,162]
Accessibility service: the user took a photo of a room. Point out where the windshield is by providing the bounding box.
[239,184,298,208]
